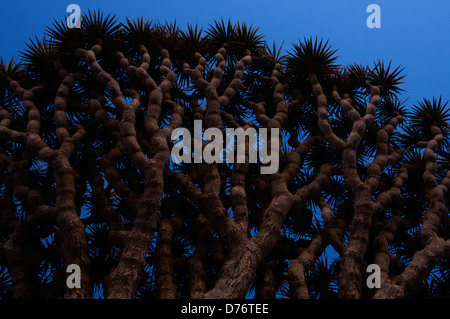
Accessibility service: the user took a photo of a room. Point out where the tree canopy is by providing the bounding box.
[0,11,449,299]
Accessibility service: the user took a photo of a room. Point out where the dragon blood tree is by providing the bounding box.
[0,12,450,299]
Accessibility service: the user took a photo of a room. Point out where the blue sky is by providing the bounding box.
[1,0,449,108]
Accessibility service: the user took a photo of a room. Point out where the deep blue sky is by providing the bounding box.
[1,0,449,107]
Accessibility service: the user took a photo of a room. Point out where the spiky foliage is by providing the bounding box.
[287,37,339,78]
[206,19,265,58]
[122,17,157,51]
[411,97,450,133]
[306,257,339,299]
[369,61,405,98]
[400,97,450,151]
